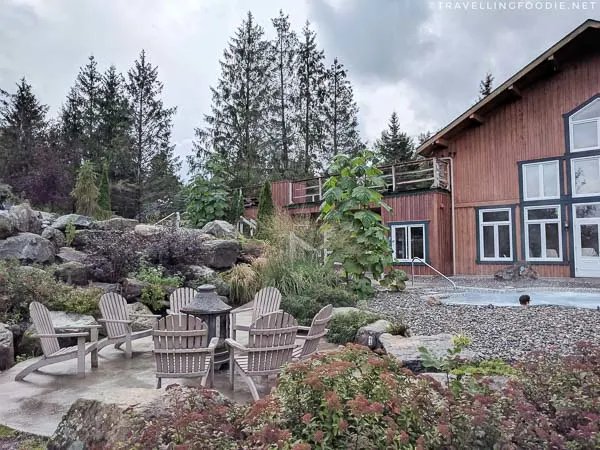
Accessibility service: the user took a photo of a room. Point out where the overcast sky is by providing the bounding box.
[0,0,597,178]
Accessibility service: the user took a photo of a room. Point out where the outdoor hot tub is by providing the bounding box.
[441,289,600,309]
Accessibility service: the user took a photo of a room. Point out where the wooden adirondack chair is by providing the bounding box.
[167,287,198,315]
[231,287,282,340]
[97,293,160,358]
[226,311,298,401]
[293,304,333,361]
[153,314,219,389]
[15,302,100,381]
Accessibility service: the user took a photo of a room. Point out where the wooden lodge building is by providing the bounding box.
[244,19,600,279]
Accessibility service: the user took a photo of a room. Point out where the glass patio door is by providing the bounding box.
[573,203,600,277]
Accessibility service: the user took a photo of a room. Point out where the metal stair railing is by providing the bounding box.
[411,257,457,288]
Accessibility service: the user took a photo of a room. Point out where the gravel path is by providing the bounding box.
[369,290,600,362]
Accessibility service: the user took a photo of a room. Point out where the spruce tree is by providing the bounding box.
[98,65,133,181]
[98,160,111,215]
[323,57,361,162]
[72,161,99,217]
[269,10,299,177]
[417,130,433,146]
[191,12,272,188]
[257,180,274,237]
[76,55,103,163]
[374,112,414,165]
[479,72,494,99]
[295,21,326,175]
[229,188,245,226]
[126,50,178,218]
[0,78,49,193]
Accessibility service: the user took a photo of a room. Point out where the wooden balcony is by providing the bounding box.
[242,158,451,208]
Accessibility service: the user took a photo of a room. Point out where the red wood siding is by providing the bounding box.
[433,50,600,276]
[382,191,452,276]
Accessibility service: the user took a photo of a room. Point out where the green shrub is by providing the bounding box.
[133,261,183,313]
[65,220,76,247]
[451,359,517,377]
[140,284,167,312]
[222,263,262,306]
[48,286,103,317]
[327,310,384,344]
[386,321,410,337]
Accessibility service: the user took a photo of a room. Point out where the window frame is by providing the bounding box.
[477,207,514,262]
[522,160,561,201]
[524,205,562,262]
[571,155,600,198]
[569,98,600,153]
[390,222,427,263]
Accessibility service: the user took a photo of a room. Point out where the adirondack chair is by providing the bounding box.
[293,304,333,361]
[15,302,100,381]
[231,287,282,340]
[97,293,160,358]
[153,314,219,389]
[167,287,198,315]
[226,311,298,401]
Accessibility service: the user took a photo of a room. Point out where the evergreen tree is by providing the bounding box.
[256,180,274,237]
[417,130,433,146]
[98,160,111,215]
[374,112,414,164]
[72,161,99,217]
[142,151,182,218]
[126,50,178,218]
[295,21,326,176]
[229,188,245,226]
[322,57,361,162]
[98,65,133,180]
[269,10,299,177]
[191,12,272,188]
[76,55,103,163]
[479,72,494,99]
[0,78,49,194]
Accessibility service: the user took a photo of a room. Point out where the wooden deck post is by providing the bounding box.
[318,177,322,201]
[391,165,396,191]
[288,182,293,205]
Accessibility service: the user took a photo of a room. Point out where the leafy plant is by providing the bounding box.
[71,160,100,217]
[140,284,167,312]
[327,310,384,344]
[256,180,275,238]
[379,268,409,291]
[451,359,517,377]
[319,151,400,289]
[64,220,76,247]
[228,188,245,227]
[134,261,183,312]
[222,263,262,306]
[386,321,410,336]
[419,334,472,386]
[185,163,230,228]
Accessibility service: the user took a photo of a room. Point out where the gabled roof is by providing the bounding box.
[417,19,600,156]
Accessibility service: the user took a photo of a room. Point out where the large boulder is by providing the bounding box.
[41,227,66,250]
[120,278,149,301]
[134,224,164,237]
[39,211,58,229]
[494,261,538,281]
[47,386,233,450]
[380,333,475,373]
[54,261,89,286]
[199,239,241,269]
[93,217,139,231]
[9,203,43,234]
[201,220,237,239]
[51,214,94,231]
[186,265,216,280]
[0,232,55,263]
[56,246,88,264]
[0,210,15,239]
[355,319,392,350]
[126,302,156,331]
[0,323,14,371]
[71,229,107,250]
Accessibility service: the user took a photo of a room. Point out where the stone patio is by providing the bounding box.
[0,305,336,437]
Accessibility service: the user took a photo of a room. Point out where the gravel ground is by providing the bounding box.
[369,288,600,362]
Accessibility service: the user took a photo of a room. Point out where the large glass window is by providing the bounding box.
[569,98,600,152]
[524,206,562,261]
[391,224,426,262]
[478,208,513,261]
[572,156,600,197]
[522,160,560,200]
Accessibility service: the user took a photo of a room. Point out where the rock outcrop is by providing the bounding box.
[41,227,66,250]
[126,302,156,331]
[93,217,139,231]
[201,220,237,239]
[199,239,241,269]
[380,333,475,373]
[494,261,538,281]
[56,247,88,264]
[51,214,94,231]
[0,233,55,263]
[355,319,392,350]
[0,323,14,371]
[0,211,15,239]
[9,203,43,234]
[54,261,89,286]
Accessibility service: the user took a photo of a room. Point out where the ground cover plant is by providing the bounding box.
[123,342,600,449]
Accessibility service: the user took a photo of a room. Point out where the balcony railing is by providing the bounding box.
[242,157,450,207]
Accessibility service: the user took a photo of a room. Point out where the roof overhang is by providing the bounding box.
[417,19,600,157]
